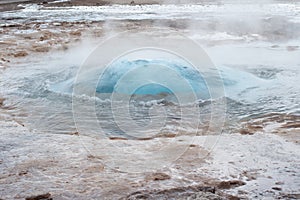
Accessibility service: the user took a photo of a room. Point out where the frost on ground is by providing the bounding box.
[0,1,300,200]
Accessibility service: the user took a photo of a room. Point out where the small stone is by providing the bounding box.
[109,137,128,140]
[33,46,50,53]
[14,51,28,57]
[69,30,81,36]
[70,131,79,136]
[275,181,284,185]
[25,193,52,200]
[18,170,28,176]
[272,186,282,191]
[217,180,245,189]
[146,172,171,181]
[0,98,4,106]
[240,129,253,135]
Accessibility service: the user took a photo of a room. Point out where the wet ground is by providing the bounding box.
[0,1,299,199]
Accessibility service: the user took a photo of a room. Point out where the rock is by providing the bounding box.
[13,51,28,57]
[272,186,282,191]
[239,123,263,135]
[217,180,245,189]
[84,165,105,173]
[70,131,79,136]
[281,122,300,129]
[109,137,128,140]
[279,193,300,199]
[156,132,177,138]
[0,98,4,107]
[239,129,254,135]
[226,195,241,200]
[69,30,81,36]
[18,170,28,176]
[145,172,171,181]
[123,184,222,200]
[241,170,258,181]
[25,193,52,200]
[33,46,50,53]
[275,181,284,185]
[1,57,10,62]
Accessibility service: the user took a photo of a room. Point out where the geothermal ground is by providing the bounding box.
[0,0,299,199]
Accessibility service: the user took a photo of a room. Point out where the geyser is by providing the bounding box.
[96,59,209,99]
[51,59,266,103]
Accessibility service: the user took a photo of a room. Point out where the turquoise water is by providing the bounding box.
[53,59,268,103]
[96,60,209,98]
[1,56,299,137]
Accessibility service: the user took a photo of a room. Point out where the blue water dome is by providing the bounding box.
[96,50,210,101]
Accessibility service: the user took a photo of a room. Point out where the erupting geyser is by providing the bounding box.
[96,59,209,99]
[51,58,266,103]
